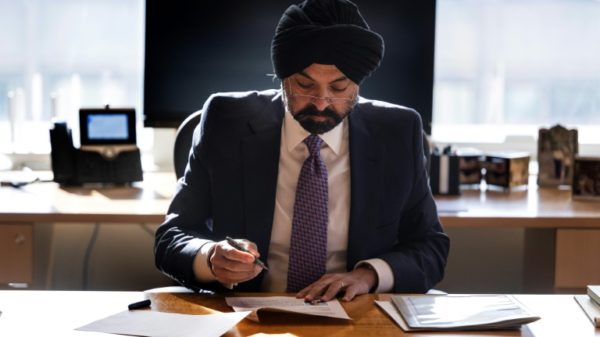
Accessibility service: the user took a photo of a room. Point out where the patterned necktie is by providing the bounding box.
[286,134,329,292]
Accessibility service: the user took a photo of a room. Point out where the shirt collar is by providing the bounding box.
[283,109,345,155]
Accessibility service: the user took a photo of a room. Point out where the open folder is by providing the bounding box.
[378,294,540,331]
[573,285,600,327]
[225,296,351,322]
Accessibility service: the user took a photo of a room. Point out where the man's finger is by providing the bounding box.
[342,284,359,302]
[296,285,312,298]
[304,279,334,301]
[218,243,256,263]
[213,264,262,284]
[212,254,257,272]
[296,274,336,299]
[213,268,255,284]
[242,240,261,258]
[320,279,346,302]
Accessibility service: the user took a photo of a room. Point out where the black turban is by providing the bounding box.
[271,0,384,85]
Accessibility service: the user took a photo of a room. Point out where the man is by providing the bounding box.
[155,0,449,302]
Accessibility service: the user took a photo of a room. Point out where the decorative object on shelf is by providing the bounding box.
[456,148,484,186]
[572,156,600,200]
[430,146,460,195]
[538,124,578,187]
[484,152,530,189]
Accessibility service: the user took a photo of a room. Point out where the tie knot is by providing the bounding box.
[303,135,322,157]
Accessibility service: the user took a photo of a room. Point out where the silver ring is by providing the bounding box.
[340,281,345,288]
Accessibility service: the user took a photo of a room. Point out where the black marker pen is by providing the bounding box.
[128,299,151,310]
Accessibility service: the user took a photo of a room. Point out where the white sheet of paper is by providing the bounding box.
[375,300,410,330]
[225,296,351,322]
[76,310,249,337]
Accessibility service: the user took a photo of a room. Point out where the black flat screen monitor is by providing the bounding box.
[143,0,435,134]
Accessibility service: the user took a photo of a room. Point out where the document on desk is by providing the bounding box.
[225,296,351,322]
[574,295,600,327]
[588,285,600,306]
[377,294,540,331]
[76,310,250,337]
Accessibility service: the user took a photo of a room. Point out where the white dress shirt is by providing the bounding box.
[262,110,394,292]
[195,109,394,293]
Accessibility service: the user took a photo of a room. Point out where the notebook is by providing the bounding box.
[588,285,600,305]
[388,294,540,331]
[574,289,600,327]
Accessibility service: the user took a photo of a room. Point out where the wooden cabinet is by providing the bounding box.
[555,229,600,289]
[0,224,33,287]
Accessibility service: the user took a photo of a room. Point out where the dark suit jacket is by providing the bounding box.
[155,89,449,293]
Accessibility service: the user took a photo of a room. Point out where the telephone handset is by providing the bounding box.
[49,107,143,185]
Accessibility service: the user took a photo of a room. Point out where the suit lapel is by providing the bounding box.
[240,98,384,275]
[347,106,384,268]
[241,97,284,262]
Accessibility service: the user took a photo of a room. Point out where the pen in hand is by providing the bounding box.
[225,236,269,271]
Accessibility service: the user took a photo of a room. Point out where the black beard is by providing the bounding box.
[293,105,346,134]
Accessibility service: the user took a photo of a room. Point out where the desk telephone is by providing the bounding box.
[49,107,143,185]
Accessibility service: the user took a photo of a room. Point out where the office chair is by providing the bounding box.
[423,132,432,174]
[173,111,202,180]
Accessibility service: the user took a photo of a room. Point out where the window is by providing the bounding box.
[0,0,145,154]
[3,0,598,159]
[433,0,600,148]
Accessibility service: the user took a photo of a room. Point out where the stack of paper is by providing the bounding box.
[574,285,600,327]
[588,285,600,305]
[376,294,540,331]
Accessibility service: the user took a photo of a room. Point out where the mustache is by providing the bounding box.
[292,105,346,134]
[294,105,341,121]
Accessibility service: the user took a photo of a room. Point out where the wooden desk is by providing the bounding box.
[3,171,596,227]
[3,171,597,226]
[0,172,174,287]
[0,172,174,223]
[1,172,598,289]
[435,181,600,290]
[0,290,598,336]
[435,182,600,228]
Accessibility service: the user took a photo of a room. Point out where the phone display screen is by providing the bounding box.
[79,108,136,145]
[87,114,129,140]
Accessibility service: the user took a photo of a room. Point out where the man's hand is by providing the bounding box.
[208,239,263,285]
[296,265,378,302]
